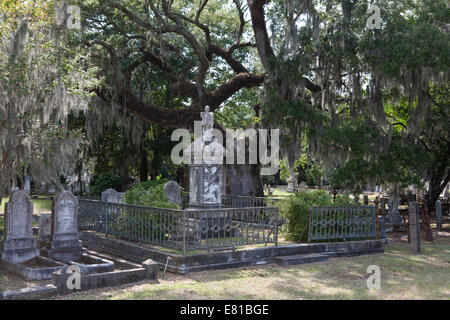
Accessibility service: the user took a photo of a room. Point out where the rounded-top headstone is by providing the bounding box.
[164,181,182,207]
[52,191,79,242]
[102,188,120,203]
[5,190,34,240]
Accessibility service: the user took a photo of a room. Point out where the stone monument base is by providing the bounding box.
[1,238,39,264]
[0,255,65,280]
[40,240,83,263]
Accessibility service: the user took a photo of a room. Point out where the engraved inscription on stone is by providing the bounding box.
[6,190,33,240]
[55,200,76,235]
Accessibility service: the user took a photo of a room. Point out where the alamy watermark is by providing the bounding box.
[66,265,81,290]
[55,1,81,30]
[171,124,280,176]
[366,265,381,290]
[367,4,381,30]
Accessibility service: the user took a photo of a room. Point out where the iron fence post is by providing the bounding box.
[105,205,108,237]
[275,208,278,247]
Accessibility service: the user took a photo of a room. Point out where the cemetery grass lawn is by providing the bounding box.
[58,227,450,300]
[0,196,52,214]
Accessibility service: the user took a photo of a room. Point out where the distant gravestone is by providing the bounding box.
[435,200,443,231]
[164,181,182,208]
[1,190,39,263]
[37,213,52,247]
[298,182,307,190]
[44,191,82,262]
[24,176,31,192]
[101,188,123,203]
[388,195,403,226]
[363,195,369,205]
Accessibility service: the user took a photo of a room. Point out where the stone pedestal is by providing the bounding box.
[286,178,295,193]
[185,106,225,210]
[183,106,229,239]
[188,164,223,209]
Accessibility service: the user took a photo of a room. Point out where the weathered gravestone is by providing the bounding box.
[24,176,31,193]
[1,191,39,263]
[387,195,403,227]
[42,191,82,262]
[101,188,123,203]
[435,200,443,231]
[37,213,52,248]
[408,201,421,254]
[164,181,182,208]
[298,182,307,190]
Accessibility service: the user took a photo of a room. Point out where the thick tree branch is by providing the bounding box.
[248,0,274,72]
[207,44,249,73]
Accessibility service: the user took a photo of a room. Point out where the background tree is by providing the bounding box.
[0,1,97,205]
[79,0,267,195]
[249,0,449,201]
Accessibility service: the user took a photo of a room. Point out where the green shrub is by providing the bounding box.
[279,190,352,242]
[90,173,125,195]
[124,179,180,209]
[119,179,182,242]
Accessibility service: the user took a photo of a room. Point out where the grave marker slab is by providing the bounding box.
[42,191,82,262]
[101,188,123,203]
[164,181,182,208]
[387,195,403,226]
[1,190,39,263]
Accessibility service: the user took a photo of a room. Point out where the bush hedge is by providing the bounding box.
[279,190,352,242]
[123,179,181,209]
[90,173,125,195]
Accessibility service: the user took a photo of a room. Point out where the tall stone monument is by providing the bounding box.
[41,191,82,262]
[1,190,39,263]
[186,106,226,209]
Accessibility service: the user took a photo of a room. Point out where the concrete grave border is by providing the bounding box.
[80,232,384,275]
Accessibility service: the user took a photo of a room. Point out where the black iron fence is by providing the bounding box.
[308,206,376,242]
[78,199,279,255]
